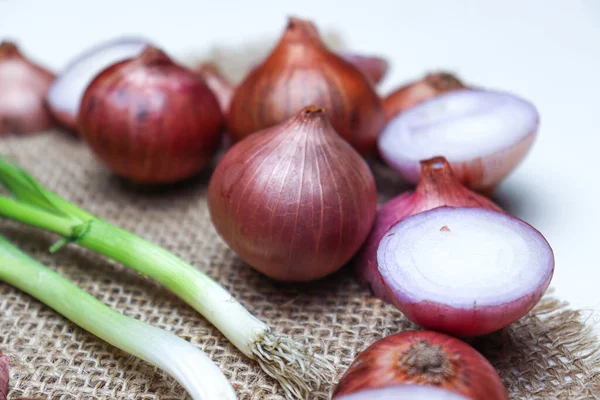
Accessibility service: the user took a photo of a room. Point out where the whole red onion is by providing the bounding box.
[0,41,55,135]
[334,330,508,400]
[208,106,377,281]
[383,72,465,120]
[78,46,223,184]
[356,157,501,301]
[46,37,149,132]
[227,17,386,156]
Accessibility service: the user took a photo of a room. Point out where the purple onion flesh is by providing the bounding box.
[377,206,554,336]
[378,89,539,192]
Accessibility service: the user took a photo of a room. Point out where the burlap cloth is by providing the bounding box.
[1,36,600,399]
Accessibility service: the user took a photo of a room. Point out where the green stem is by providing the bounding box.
[0,235,237,399]
[0,195,266,357]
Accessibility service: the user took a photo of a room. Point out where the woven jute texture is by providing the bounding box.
[1,133,600,400]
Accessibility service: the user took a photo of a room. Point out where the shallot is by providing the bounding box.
[334,330,507,400]
[0,41,55,134]
[209,106,377,281]
[228,17,385,155]
[46,37,149,131]
[78,46,223,183]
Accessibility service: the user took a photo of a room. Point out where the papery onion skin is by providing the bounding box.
[378,89,539,193]
[378,207,554,336]
[383,72,465,121]
[227,17,386,156]
[46,37,149,132]
[339,53,389,85]
[356,157,501,301]
[0,351,8,400]
[195,63,234,114]
[0,42,55,135]
[334,330,508,400]
[78,47,223,184]
[209,106,377,281]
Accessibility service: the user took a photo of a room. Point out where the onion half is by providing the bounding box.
[378,207,554,336]
[378,89,539,192]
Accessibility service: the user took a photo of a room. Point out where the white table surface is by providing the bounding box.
[1,0,600,332]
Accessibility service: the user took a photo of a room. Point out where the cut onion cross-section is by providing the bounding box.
[377,206,554,336]
[378,89,539,192]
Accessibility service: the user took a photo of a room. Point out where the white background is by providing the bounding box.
[1,0,600,327]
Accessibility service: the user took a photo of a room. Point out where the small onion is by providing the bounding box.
[78,46,223,184]
[356,157,502,301]
[378,207,554,336]
[334,331,508,400]
[0,41,55,134]
[195,62,235,114]
[383,72,465,120]
[227,17,386,156]
[46,37,149,131]
[208,106,377,281]
[339,52,389,85]
[378,89,539,193]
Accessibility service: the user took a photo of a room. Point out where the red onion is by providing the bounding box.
[383,72,465,120]
[378,89,539,193]
[227,17,386,156]
[356,157,501,301]
[336,385,469,400]
[339,53,389,85]
[0,352,7,400]
[46,37,149,131]
[195,62,234,114]
[379,207,554,336]
[78,46,223,184]
[0,41,55,134]
[208,106,377,281]
[334,330,508,400]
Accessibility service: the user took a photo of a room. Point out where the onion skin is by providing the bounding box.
[78,47,223,184]
[339,53,389,85]
[208,106,377,281]
[356,157,501,301]
[195,63,234,114]
[227,17,386,156]
[334,331,508,400]
[0,42,55,135]
[383,72,465,121]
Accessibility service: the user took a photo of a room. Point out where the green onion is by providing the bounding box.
[0,234,237,399]
[0,158,331,399]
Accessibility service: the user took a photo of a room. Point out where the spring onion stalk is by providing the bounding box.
[0,158,332,399]
[0,234,237,399]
